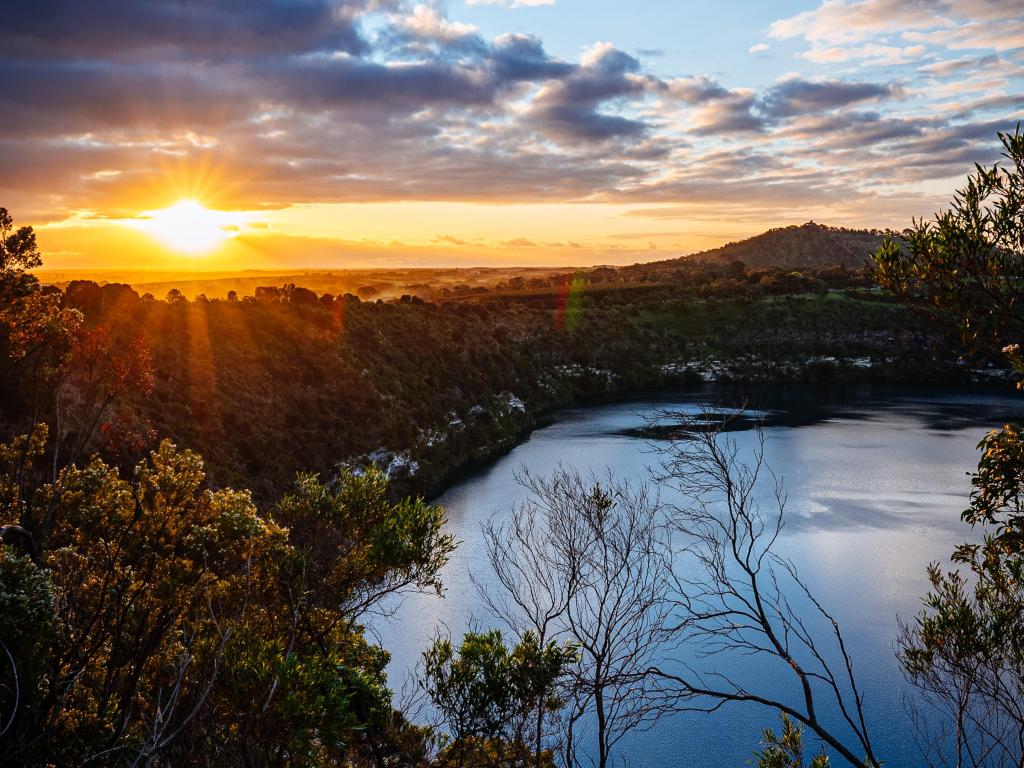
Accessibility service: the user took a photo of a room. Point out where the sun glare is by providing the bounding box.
[135,199,241,254]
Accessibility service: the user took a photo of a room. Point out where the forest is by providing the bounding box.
[0,129,1021,768]
[4,242,970,503]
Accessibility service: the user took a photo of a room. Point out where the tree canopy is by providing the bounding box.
[875,127,1024,768]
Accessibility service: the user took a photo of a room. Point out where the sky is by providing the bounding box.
[3,0,1023,271]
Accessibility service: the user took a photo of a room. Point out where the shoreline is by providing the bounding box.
[409,371,1019,503]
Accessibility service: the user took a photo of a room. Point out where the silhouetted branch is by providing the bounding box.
[480,466,675,768]
[648,410,880,768]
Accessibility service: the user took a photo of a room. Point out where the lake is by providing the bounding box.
[377,384,1024,767]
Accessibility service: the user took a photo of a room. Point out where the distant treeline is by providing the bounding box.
[4,256,960,504]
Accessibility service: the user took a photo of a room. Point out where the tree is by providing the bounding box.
[898,546,1023,768]
[0,433,288,766]
[0,209,83,432]
[481,468,674,768]
[0,547,55,754]
[0,210,461,765]
[478,477,579,768]
[0,431,457,767]
[648,415,880,768]
[0,209,153,476]
[875,126,1024,767]
[873,125,1024,383]
[272,469,457,622]
[420,629,575,767]
[166,468,455,768]
[756,714,830,768]
[0,207,41,277]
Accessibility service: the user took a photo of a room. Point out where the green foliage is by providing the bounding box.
[899,419,1024,693]
[421,629,576,766]
[273,468,456,616]
[0,430,453,766]
[0,548,56,748]
[0,203,464,767]
[902,543,1023,674]
[211,627,392,763]
[755,714,830,768]
[19,270,948,505]
[877,127,1024,767]
[873,125,1024,382]
[0,433,288,764]
[965,423,1024,555]
[897,530,1024,767]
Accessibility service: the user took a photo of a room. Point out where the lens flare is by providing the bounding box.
[554,272,585,331]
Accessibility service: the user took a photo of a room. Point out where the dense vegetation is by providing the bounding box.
[649,221,886,270]
[5,244,966,504]
[875,127,1024,767]
[0,213,460,766]
[1,128,1021,767]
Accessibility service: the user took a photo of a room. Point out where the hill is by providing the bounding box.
[679,222,887,269]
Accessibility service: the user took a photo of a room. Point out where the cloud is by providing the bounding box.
[918,53,1001,76]
[779,111,929,147]
[530,43,652,141]
[757,77,904,119]
[666,75,731,103]
[769,0,944,47]
[0,59,269,146]
[678,76,903,135]
[0,0,373,59]
[902,19,1024,52]
[689,91,767,134]
[802,42,927,64]
[1,0,1022,243]
[489,33,575,81]
[749,43,770,54]
[397,5,478,42]
[258,56,500,110]
[434,234,470,245]
[769,0,1024,59]
[944,93,1024,119]
[466,0,556,7]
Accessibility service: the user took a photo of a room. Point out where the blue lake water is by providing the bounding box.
[377,385,1024,767]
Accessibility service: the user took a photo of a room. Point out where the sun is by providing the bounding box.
[134,199,241,254]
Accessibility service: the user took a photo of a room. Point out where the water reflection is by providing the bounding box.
[381,385,1024,768]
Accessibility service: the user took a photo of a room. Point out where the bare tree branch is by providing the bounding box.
[481,465,675,768]
[648,410,881,768]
